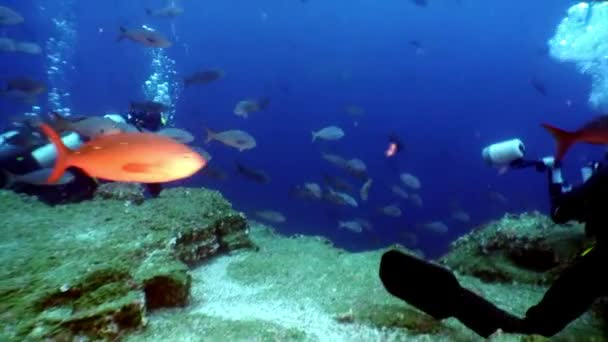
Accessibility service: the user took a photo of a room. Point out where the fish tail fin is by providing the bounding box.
[311,131,317,142]
[116,27,127,42]
[541,123,577,161]
[38,123,71,184]
[205,128,215,144]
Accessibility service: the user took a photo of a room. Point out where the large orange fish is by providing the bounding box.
[542,116,608,161]
[39,123,206,184]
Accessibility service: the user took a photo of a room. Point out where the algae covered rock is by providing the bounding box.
[134,251,191,309]
[440,212,591,285]
[126,223,606,341]
[0,187,252,341]
[94,182,146,204]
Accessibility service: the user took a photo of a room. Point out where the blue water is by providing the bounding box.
[0,0,601,258]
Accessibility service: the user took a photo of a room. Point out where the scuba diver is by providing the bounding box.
[379,137,608,338]
[0,105,166,205]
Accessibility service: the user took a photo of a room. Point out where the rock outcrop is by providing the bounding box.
[0,187,253,341]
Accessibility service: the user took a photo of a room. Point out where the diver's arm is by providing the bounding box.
[509,158,547,171]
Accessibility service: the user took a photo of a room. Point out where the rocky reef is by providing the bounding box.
[94,182,147,205]
[0,187,253,341]
[127,217,606,341]
[1,190,605,341]
[440,211,591,285]
[439,211,606,338]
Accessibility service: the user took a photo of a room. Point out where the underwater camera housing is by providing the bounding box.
[482,138,525,167]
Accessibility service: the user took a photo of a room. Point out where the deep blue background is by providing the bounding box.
[0,0,601,258]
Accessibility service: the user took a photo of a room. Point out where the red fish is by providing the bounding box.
[39,123,206,184]
[542,116,608,161]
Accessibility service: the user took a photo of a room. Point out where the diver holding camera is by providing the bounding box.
[379,137,608,338]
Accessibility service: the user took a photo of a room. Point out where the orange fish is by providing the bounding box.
[39,123,206,184]
[542,116,608,161]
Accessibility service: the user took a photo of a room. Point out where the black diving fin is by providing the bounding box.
[379,249,527,338]
[379,249,461,319]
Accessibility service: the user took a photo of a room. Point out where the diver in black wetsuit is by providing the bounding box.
[379,138,608,338]
[0,108,165,205]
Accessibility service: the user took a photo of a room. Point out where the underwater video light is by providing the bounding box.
[482,138,525,167]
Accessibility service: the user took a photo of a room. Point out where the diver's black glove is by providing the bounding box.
[542,157,575,209]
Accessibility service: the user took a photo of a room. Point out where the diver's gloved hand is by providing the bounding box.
[543,156,573,197]
[533,156,558,173]
[541,156,558,169]
[541,156,563,183]
[581,161,602,183]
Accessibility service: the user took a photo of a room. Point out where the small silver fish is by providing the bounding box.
[146,5,184,18]
[184,69,224,87]
[312,126,344,142]
[451,210,471,223]
[0,6,23,26]
[379,204,402,217]
[400,172,421,189]
[360,178,373,201]
[117,27,172,48]
[3,77,47,104]
[157,127,194,144]
[292,182,322,200]
[339,220,363,233]
[254,210,286,223]
[0,37,16,52]
[50,113,135,140]
[422,221,449,234]
[234,99,260,119]
[325,188,358,207]
[15,41,42,54]
[206,128,256,152]
[3,168,74,188]
[321,153,348,168]
[391,185,409,200]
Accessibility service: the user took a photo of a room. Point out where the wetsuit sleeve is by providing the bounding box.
[549,166,608,224]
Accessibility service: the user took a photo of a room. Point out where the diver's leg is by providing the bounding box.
[453,287,527,337]
[145,183,163,197]
[379,250,526,338]
[524,247,606,337]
